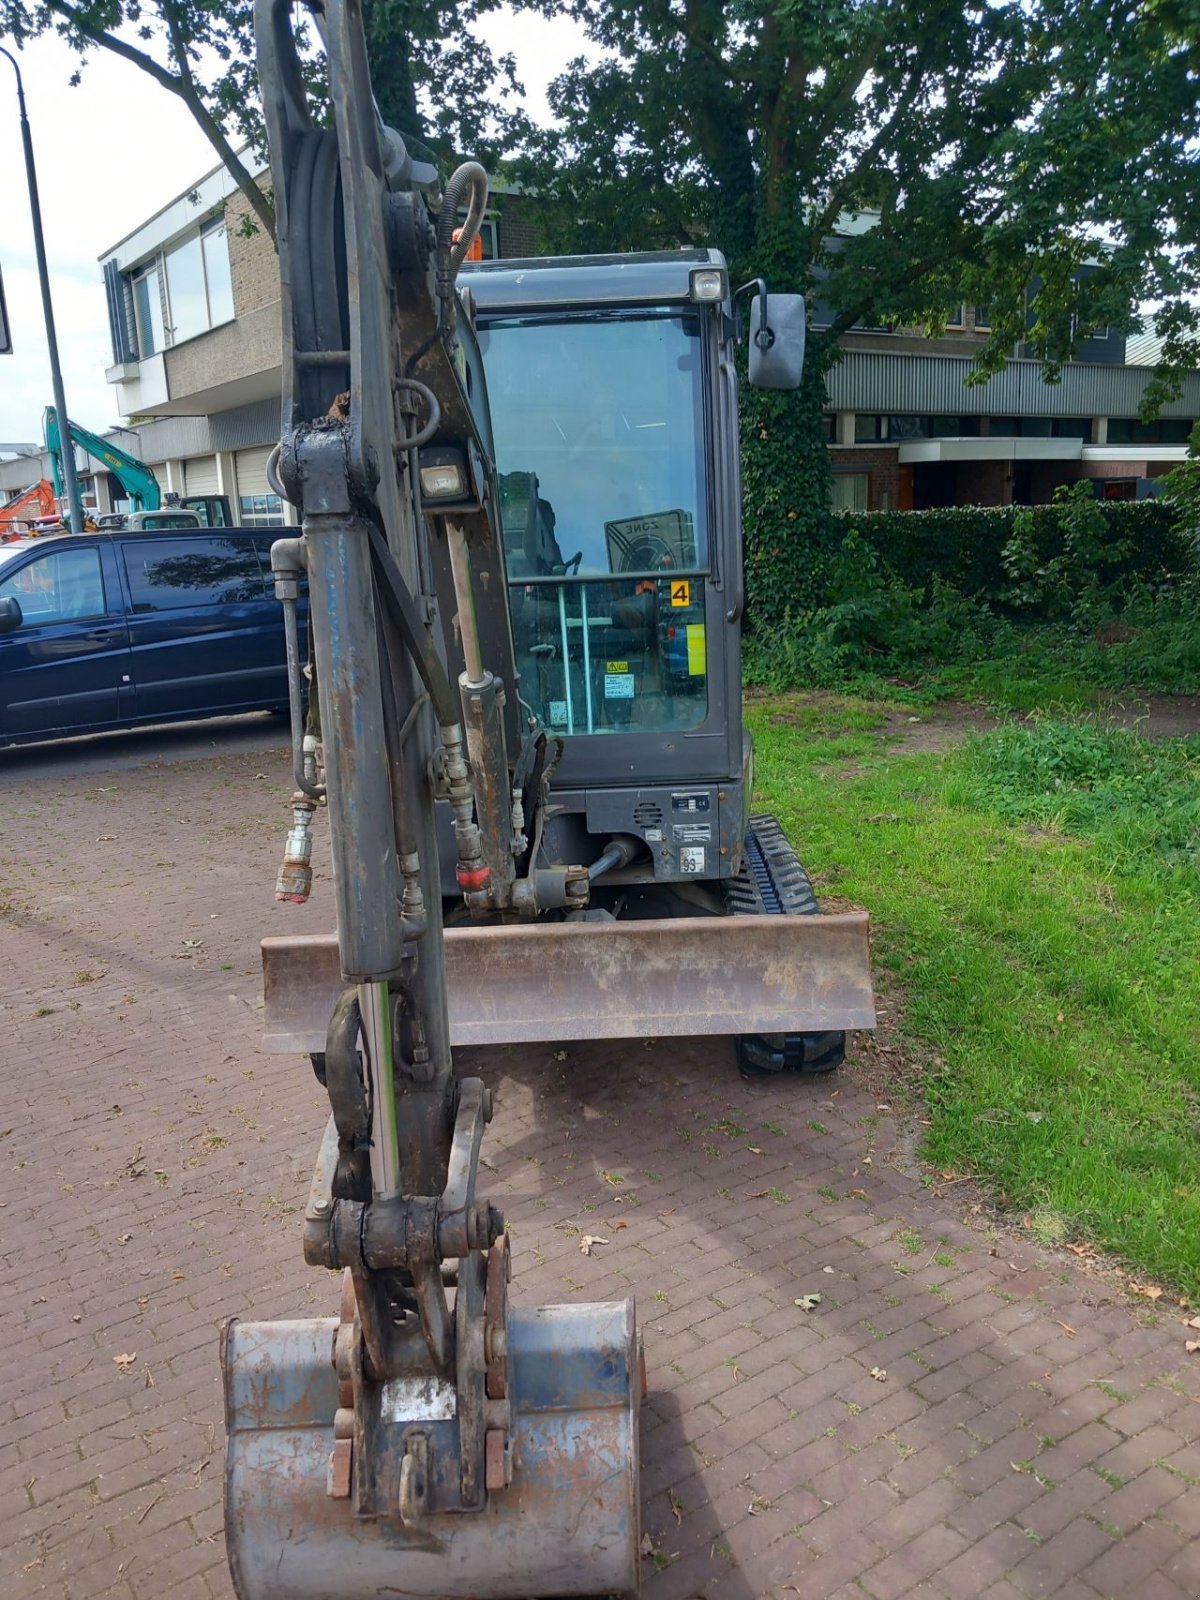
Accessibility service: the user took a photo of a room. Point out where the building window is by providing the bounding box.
[455,210,499,261]
[238,493,286,528]
[946,305,966,329]
[163,219,235,344]
[1051,418,1091,439]
[831,472,869,511]
[973,306,992,331]
[822,414,837,443]
[126,217,235,356]
[1108,418,1193,445]
[202,221,235,324]
[132,264,165,357]
[929,416,979,437]
[854,414,888,442]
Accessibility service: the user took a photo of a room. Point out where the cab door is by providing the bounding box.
[0,540,131,741]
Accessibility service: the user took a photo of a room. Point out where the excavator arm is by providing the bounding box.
[221,4,641,1596]
[44,407,162,512]
[0,477,55,532]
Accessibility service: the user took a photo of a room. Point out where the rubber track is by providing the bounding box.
[725,813,820,920]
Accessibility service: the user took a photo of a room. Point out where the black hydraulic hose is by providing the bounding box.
[588,834,643,881]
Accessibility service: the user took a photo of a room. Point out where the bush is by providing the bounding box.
[741,491,1200,696]
[744,496,1190,626]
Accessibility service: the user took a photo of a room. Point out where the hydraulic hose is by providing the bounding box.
[587,835,643,881]
[437,160,489,279]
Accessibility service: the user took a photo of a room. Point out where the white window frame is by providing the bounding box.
[127,214,235,355]
[132,262,165,358]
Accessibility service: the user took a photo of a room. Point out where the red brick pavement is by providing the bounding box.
[2,734,1197,1600]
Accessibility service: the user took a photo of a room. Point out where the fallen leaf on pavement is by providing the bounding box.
[869,1366,887,1382]
[794,1294,822,1311]
[113,1353,138,1373]
[579,1235,609,1256]
[1186,1340,1200,1354]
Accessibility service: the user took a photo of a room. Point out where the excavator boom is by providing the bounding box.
[44,407,161,511]
[223,2,642,1596]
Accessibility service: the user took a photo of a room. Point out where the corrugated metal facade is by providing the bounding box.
[211,399,281,454]
[826,352,1200,417]
[135,414,213,465]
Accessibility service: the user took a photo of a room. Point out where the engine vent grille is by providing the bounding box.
[633,800,663,828]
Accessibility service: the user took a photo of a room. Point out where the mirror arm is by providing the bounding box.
[732,278,768,347]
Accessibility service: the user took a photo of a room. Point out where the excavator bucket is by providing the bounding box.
[223,1301,641,1600]
[261,912,876,1053]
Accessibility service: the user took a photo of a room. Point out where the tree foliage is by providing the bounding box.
[1,0,530,243]
[510,0,1200,580]
[518,0,1200,380]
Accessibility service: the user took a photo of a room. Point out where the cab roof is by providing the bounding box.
[461,248,726,312]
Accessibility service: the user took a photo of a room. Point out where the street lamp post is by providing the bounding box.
[0,43,86,535]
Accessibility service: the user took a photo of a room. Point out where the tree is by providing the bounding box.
[511,0,1200,588]
[3,0,277,239]
[1,0,531,245]
[520,0,1199,366]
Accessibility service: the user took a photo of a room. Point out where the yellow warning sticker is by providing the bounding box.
[669,580,691,608]
[606,660,629,674]
[686,623,706,675]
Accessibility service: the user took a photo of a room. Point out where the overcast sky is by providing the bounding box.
[0,9,584,450]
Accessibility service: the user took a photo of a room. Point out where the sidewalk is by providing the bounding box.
[2,735,1196,1600]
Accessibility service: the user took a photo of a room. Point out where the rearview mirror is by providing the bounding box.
[748,292,807,389]
[0,595,23,633]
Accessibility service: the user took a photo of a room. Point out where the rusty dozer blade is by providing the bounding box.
[223,1300,641,1600]
[262,911,876,1053]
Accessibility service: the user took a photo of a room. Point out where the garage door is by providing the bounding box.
[234,445,284,527]
[235,446,273,498]
[184,456,219,496]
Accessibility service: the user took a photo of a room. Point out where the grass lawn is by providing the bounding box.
[748,692,1200,1296]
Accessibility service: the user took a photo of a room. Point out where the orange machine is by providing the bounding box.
[0,478,56,535]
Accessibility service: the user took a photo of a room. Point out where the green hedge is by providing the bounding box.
[744,499,1190,625]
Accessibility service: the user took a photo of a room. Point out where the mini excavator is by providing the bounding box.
[221,2,874,1595]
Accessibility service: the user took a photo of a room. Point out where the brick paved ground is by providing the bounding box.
[2,730,1198,1600]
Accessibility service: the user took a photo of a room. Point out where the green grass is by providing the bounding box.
[749,695,1200,1294]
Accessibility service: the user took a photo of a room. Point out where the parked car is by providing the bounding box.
[0,526,302,746]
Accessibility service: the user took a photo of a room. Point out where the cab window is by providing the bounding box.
[0,546,106,624]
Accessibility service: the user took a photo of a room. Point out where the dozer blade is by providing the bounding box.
[262,912,875,1053]
[223,1302,641,1600]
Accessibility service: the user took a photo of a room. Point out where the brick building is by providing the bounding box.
[821,305,1199,511]
[3,179,1194,520]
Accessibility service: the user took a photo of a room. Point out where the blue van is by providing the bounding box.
[0,527,299,746]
